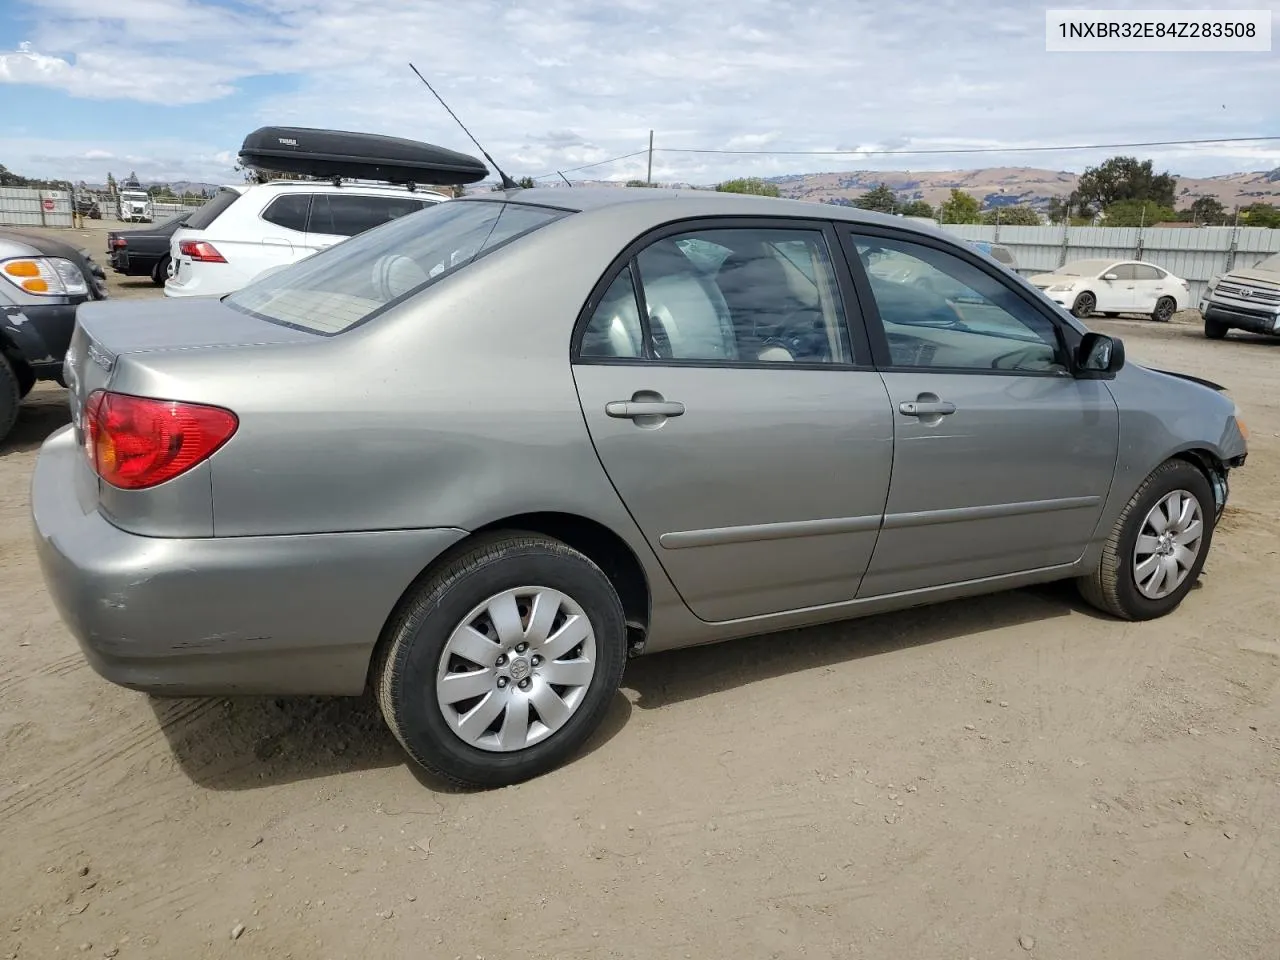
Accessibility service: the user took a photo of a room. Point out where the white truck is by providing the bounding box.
[1200,252,1280,340]
[117,190,153,223]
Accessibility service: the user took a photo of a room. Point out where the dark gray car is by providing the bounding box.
[32,189,1249,787]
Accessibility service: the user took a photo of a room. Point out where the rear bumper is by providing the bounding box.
[32,425,468,696]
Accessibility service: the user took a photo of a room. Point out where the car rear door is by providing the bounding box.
[1131,263,1166,310]
[305,194,433,254]
[570,219,894,622]
[840,227,1119,597]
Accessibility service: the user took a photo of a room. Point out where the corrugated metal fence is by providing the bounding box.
[0,187,74,228]
[1,186,204,228]
[941,223,1280,302]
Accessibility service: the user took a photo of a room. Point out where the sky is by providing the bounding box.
[1,0,1279,188]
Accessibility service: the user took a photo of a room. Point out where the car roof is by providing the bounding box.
[476,186,942,235]
[242,180,450,200]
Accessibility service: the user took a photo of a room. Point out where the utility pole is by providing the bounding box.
[646,130,653,186]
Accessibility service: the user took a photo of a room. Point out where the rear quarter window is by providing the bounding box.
[226,199,568,335]
[183,188,242,230]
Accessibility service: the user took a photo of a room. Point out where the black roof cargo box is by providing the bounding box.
[238,126,489,185]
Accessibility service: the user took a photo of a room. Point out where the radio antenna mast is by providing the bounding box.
[408,62,518,190]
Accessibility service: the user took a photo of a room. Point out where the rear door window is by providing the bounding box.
[261,194,312,233]
[308,194,433,238]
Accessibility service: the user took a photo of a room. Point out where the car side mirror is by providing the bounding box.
[1077,332,1125,376]
[1102,272,1118,281]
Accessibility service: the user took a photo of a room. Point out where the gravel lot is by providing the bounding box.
[2,249,1279,959]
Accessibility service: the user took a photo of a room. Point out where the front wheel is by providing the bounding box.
[1070,291,1097,319]
[375,533,627,788]
[1077,459,1215,621]
[1203,317,1229,339]
[1152,296,1176,323]
[0,353,19,443]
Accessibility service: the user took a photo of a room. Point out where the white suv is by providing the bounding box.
[165,180,449,298]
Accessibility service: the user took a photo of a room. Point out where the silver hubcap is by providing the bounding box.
[436,586,597,753]
[1133,489,1204,600]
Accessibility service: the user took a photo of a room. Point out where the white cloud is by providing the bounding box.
[2,0,1279,183]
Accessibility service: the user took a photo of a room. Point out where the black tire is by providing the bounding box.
[1101,312,1119,318]
[1152,296,1176,323]
[375,532,627,788]
[0,353,20,445]
[1070,291,1096,319]
[1077,459,1215,621]
[1203,317,1229,340]
[151,256,170,286]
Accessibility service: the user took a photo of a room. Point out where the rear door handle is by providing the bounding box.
[899,400,956,417]
[606,400,685,419]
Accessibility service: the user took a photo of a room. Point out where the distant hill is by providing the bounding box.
[766,166,1280,211]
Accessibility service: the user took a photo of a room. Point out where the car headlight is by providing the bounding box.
[1048,283,1075,292]
[0,256,89,297]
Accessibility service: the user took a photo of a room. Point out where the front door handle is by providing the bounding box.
[899,400,956,417]
[606,400,685,419]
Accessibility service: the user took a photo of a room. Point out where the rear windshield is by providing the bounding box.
[225,199,568,335]
[184,188,242,230]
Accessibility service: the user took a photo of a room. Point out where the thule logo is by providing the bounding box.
[277,138,298,146]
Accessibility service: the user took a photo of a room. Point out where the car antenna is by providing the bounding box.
[557,171,573,187]
[408,62,519,191]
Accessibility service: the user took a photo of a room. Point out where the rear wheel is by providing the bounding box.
[0,353,21,445]
[1203,317,1229,339]
[1152,296,1176,322]
[375,533,627,788]
[1077,459,1215,621]
[151,256,170,286]
[1070,291,1097,319]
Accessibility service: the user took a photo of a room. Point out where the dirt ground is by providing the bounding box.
[2,252,1280,959]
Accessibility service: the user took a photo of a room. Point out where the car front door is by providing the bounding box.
[1097,262,1137,313]
[841,228,1120,597]
[571,220,895,622]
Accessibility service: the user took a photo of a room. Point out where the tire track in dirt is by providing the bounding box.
[0,698,220,824]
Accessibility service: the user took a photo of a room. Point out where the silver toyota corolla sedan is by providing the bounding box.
[32,188,1249,787]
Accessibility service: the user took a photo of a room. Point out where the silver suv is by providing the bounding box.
[1201,252,1280,340]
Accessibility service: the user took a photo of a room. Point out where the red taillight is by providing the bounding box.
[111,237,127,248]
[83,390,238,490]
[178,239,226,263]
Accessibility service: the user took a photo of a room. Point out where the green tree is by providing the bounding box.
[1076,156,1176,212]
[938,188,982,224]
[899,199,934,218]
[981,204,1041,226]
[625,178,657,188]
[715,177,780,197]
[105,172,117,196]
[1242,202,1280,228]
[1101,199,1177,226]
[854,182,899,214]
[517,176,536,189]
[1188,196,1228,224]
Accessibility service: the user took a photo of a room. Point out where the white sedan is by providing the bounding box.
[1029,259,1191,321]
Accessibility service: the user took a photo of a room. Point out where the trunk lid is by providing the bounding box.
[63,296,317,441]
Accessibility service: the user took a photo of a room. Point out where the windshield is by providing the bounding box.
[1055,259,1112,276]
[1253,253,1280,274]
[226,199,568,335]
